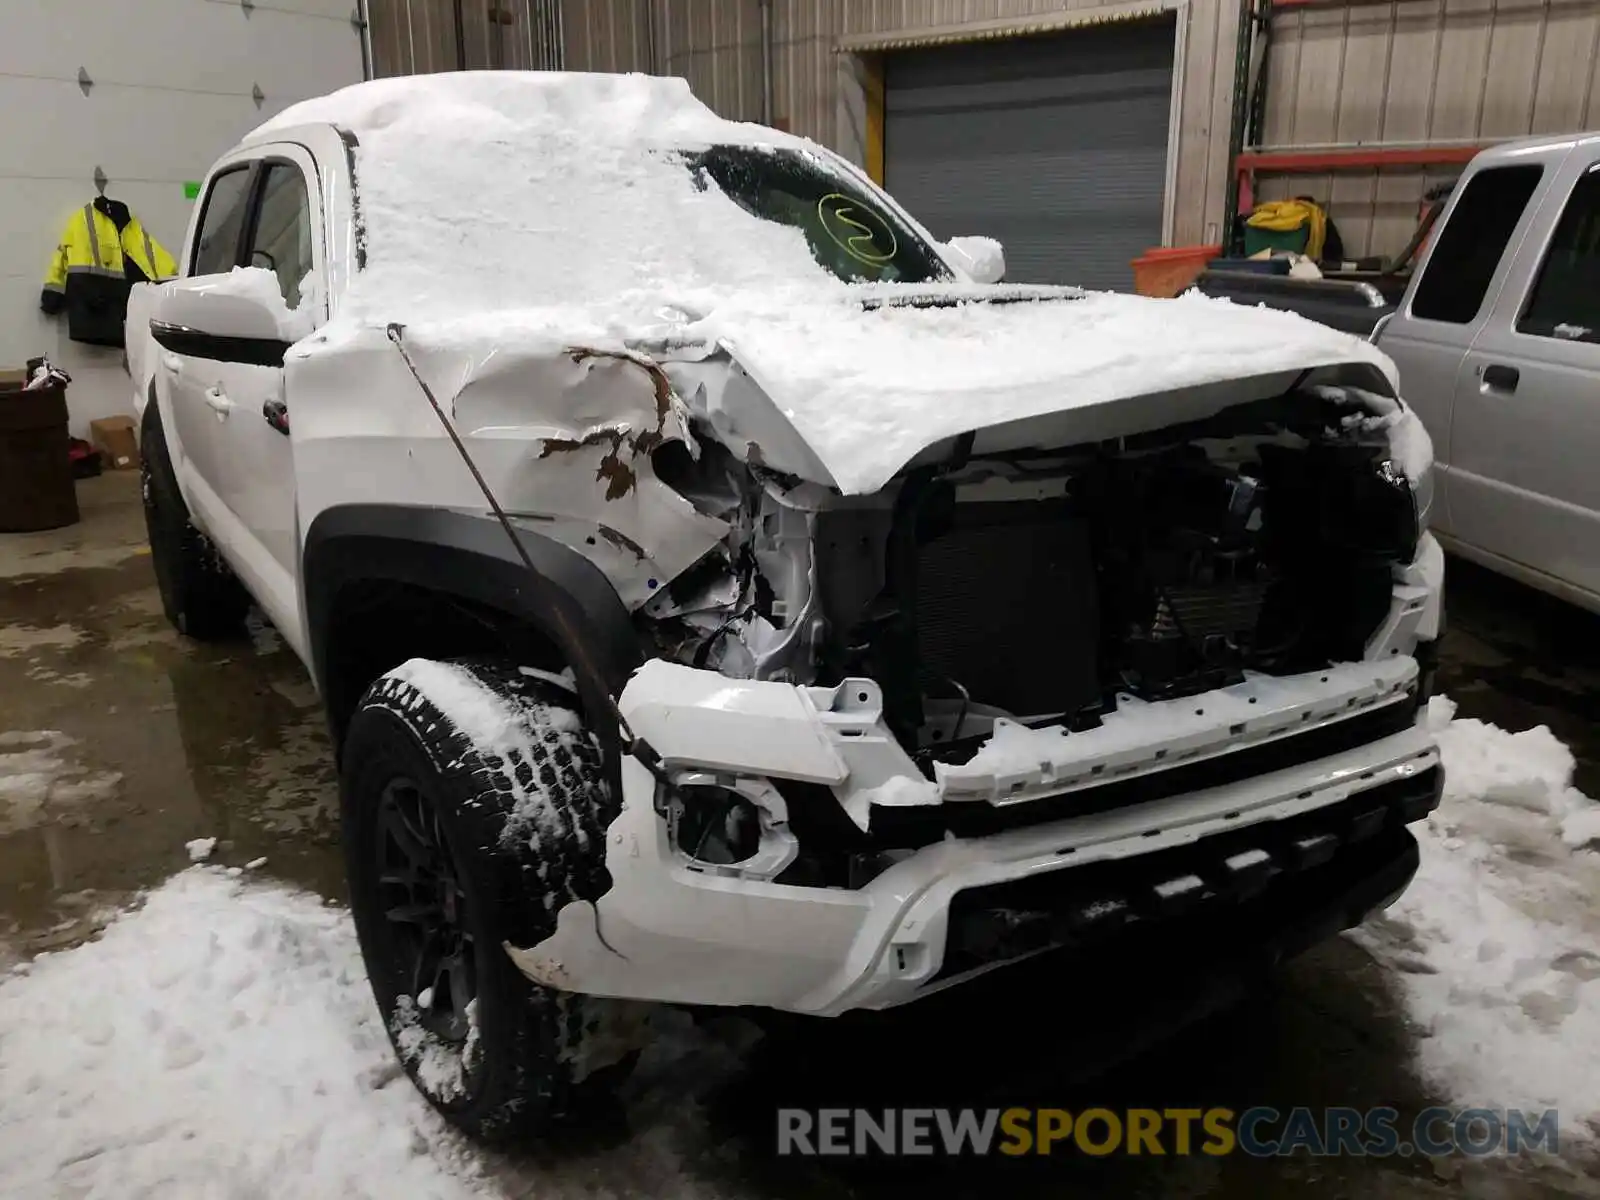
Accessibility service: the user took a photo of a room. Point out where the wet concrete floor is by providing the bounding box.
[1,471,1596,1198]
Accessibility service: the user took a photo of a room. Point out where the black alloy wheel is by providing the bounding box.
[376,778,477,1046]
[341,658,646,1143]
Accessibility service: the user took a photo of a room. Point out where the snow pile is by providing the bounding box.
[258,72,829,329]
[0,869,750,1198]
[213,265,319,341]
[1314,383,1434,484]
[0,869,487,1199]
[1563,805,1600,851]
[696,286,1396,493]
[1351,697,1600,1130]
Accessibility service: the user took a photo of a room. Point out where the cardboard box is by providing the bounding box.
[89,415,140,471]
[0,368,27,389]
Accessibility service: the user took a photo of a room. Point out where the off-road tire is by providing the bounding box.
[140,400,250,640]
[341,657,641,1145]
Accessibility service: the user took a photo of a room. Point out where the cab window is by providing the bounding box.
[191,167,254,276]
[1518,164,1600,343]
[246,163,316,311]
[1411,165,1542,324]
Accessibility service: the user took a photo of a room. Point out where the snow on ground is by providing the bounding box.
[0,730,123,835]
[0,869,490,1199]
[0,867,738,1200]
[1350,697,1600,1135]
[4,691,1598,1194]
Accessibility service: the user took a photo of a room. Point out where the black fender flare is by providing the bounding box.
[301,504,642,770]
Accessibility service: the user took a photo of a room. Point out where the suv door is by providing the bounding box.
[1379,161,1549,539]
[1452,153,1600,603]
[162,160,257,533]
[205,148,325,658]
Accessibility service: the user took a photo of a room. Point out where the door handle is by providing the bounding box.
[204,386,234,417]
[263,399,290,436]
[1481,363,1520,393]
[160,352,183,376]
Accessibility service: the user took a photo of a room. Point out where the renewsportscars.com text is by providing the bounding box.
[776,1107,1559,1158]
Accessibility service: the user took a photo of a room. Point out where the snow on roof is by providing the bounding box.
[254,72,836,326]
[257,70,783,148]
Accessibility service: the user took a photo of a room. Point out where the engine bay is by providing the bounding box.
[642,388,1422,769]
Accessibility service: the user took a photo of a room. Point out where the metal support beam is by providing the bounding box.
[1237,145,1489,171]
[1221,0,1259,253]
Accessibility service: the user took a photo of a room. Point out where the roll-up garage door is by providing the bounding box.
[884,16,1176,291]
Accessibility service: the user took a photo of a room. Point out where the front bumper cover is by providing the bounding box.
[507,535,1445,1014]
[508,663,1440,1015]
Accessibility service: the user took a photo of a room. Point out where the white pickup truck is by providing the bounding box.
[128,72,1444,1143]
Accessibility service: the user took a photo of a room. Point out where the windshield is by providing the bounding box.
[686,145,952,286]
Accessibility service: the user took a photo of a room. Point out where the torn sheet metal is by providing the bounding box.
[289,326,727,610]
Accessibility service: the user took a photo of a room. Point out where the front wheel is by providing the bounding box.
[340,658,646,1144]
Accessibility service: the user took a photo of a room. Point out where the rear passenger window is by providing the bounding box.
[1411,165,1543,324]
[1518,164,1600,343]
[191,167,254,276]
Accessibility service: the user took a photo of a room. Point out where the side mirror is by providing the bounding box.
[151,270,307,348]
[942,236,1006,285]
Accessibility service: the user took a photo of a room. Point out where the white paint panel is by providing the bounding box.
[0,0,362,434]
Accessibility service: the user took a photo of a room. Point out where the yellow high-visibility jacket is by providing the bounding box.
[40,201,177,347]
[1245,199,1328,261]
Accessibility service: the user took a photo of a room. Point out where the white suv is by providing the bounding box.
[128,72,1444,1142]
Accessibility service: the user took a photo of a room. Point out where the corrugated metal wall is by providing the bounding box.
[558,0,1242,249]
[558,1,836,139]
[367,0,564,74]
[1255,0,1600,257]
[364,0,1600,259]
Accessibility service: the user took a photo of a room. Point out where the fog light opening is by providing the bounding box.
[672,782,763,866]
[664,772,802,880]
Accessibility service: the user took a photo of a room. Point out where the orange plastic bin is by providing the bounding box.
[1131,244,1222,298]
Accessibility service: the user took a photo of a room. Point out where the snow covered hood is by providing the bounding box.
[256,72,1402,497]
[684,285,1401,494]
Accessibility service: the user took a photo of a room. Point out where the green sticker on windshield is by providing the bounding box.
[817,193,898,266]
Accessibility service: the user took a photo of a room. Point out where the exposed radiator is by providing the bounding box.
[914,501,1101,719]
[1154,580,1269,644]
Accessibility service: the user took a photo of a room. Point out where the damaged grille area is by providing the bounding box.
[641,388,1427,845]
[912,503,1098,719]
[934,763,1442,983]
[808,393,1420,757]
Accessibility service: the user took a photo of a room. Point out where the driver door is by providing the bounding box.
[156,146,321,658]
[205,147,324,659]
[162,160,257,545]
